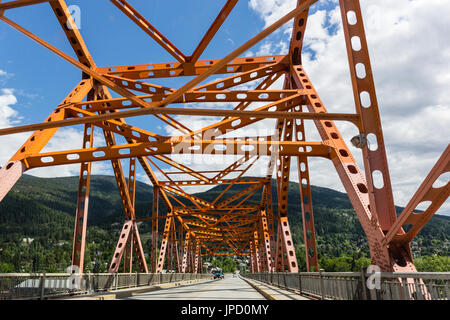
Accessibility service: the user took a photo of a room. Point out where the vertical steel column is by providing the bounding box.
[339,0,397,231]
[167,240,173,272]
[156,215,172,273]
[289,0,310,66]
[194,241,200,274]
[294,110,319,271]
[290,67,393,271]
[131,221,149,273]
[123,232,133,273]
[259,208,273,272]
[249,241,255,273]
[123,157,136,273]
[181,232,191,273]
[266,183,276,269]
[273,76,299,272]
[151,186,159,272]
[253,231,261,273]
[189,239,196,273]
[288,1,318,272]
[175,224,183,272]
[71,90,95,273]
[274,222,286,272]
[127,157,136,208]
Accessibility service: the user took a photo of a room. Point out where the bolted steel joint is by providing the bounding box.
[351,134,368,149]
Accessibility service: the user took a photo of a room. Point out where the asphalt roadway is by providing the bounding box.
[120,274,266,300]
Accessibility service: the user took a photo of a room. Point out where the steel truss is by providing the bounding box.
[0,0,448,275]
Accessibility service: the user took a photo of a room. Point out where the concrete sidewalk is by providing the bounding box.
[241,277,311,300]
[59,278,212,300]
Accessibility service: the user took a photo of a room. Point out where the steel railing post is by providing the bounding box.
[89,272,92,293]
[298,272,302,295]
[360,267,368,300]
[319,269,325,300]
[39,272,46,300]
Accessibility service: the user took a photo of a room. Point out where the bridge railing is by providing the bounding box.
[242,271,450,300]
[0,272,212,300]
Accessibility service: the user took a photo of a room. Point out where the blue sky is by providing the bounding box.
[0,1,262,129]
[0,0,336,125]
[0,0,448,215]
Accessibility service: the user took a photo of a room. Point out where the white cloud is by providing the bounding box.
[243,0,450,214]
[0,88,111,178]
[0,88,30,166]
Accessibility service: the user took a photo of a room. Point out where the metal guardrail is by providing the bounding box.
[243,271,450,300]
[0,272,212,300]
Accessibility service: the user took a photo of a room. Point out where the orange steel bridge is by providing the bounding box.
[0,0,448,275]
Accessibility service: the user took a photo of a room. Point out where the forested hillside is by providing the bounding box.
[0,175,448,273]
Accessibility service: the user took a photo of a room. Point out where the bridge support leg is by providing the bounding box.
[181,232,190,273]
[151,186,159,272]
[0,161,27,202]
[249,241,255,273]
[295,118,319,271]
[131,221,148,273]
[72,122,95,273]
[262,209,273,272]
[123,231,133,273]
[253,231,261,273]
[108,220,133,273]
[266,184,276,270]
[194,242,200,274]
[156,215,172,273]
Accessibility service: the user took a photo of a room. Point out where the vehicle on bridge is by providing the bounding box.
[211,268,224,279]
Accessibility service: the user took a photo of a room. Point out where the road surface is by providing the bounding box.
[122,274,266,300]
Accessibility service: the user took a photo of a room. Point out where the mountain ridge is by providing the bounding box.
[0,174,448,272]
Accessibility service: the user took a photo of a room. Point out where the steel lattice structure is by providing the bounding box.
[0,0,448,276]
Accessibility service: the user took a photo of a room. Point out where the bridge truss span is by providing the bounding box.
[0,0,448,276]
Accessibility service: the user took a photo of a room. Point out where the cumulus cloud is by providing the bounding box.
[0,83,111,178]
[244,0,450,214]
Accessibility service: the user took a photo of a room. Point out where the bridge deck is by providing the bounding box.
[121,275,265,300]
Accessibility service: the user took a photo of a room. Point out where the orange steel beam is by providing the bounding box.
[290,66,395,271]
[0,17,153,109]
[73,89,302,106]
[288,5,319,272]
[23,140,333,169]
[49,0,96,69]
[384,145,450,245]
[97,55,285,80]
[110,0,186,63]
[295,115,319,272]
[0,0,48,10]
[210,156,259,206]
[339,0,397,231]
[15,0,319,127]
[0,80,92,202]
[0,103,361,137]
[71,109,95,274]
[159,177,267,187]
[289,0,310,66]
[188,0,239,63]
